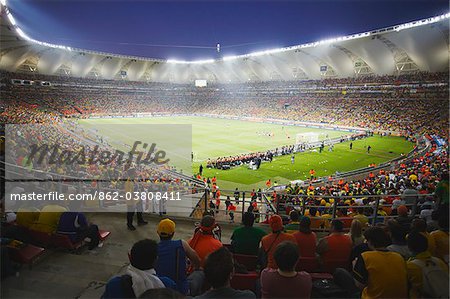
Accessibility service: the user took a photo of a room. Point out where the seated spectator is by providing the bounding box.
[292,216,317,258]
[430,211,449,263]
[194,247,255,298]
[15,207,40,228]
[30,204,67,233]
[156,218,201,295]
[188,215,222,267]
[284,210,300,233]
[317,220,352,268]
[346,219,364,247]
[231,212,266,256]
[354,227,408,298]
[406,232,449,298]
[386,220,412,259]
[260,241,312,298]
[352,208,369,227]
[102,239,175,298]
[260,215,296,269]
[396,205,413,233]
[56,209,100,250]
[410,218,435,255]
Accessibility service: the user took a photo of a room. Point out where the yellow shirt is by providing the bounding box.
[30,205,67,233]
[407,251,449,298]
[356,251,408,299]
[430,230,449,263]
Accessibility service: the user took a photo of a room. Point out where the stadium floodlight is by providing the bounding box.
[223,56,238,61]
[0,0,6,7]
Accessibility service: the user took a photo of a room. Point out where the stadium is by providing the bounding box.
[0,0,449,298]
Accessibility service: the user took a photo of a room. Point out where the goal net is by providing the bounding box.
[295,132,321,144]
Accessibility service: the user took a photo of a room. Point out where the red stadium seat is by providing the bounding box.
[296,256,320,272]
[321,259,350,274]
[28,229,52,247]
[51,234,83,250]
[8,244,46,269]
[99,230,111,241]
[230,272,259,292]
[233,254,258,271]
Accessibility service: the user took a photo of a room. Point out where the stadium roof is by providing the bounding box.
[0,1,449,83]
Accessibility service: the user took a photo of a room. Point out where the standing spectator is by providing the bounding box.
[156,218,201,295]
[194,247,256,299]
[188,216,222,267]
[125,174,147,231]
[228,202,236,223]
[317,220,352,268]
[260,215,296,269]
[231,212,266,255]
[225,196,231,215]
[199,164,203,176]
[260,242,312,298]
[234,188,240,204]
[354,227,408,299]
[292,216,317,258]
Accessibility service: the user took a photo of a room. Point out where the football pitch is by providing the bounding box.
[79,116,414,190]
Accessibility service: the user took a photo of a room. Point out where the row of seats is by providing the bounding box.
[224,244,345,293]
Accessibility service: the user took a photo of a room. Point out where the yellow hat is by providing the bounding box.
[157,218,175,236]
[329,198,335,204]
[320,199,326,206]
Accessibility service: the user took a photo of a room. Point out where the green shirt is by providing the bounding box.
[231,226,267,255]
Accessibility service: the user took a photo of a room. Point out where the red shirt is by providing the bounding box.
[262,233,296,269]
[261,268,312,298]
[293,231,317,258]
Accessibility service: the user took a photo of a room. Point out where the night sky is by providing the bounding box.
[7,0,449,60]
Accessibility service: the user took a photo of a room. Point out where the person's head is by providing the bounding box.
[130,239,158,270]
[299,216,312,234]
[364,227,391,250]
[242,212,255,227]
[273,241,299,272]
[289,210,299,222]
[200,215,216,234]
[157,218,175,240]
[397,205,408,217]
[387,220,406,244]
[350,219,363,237]
[269,215,284,233]
[203,247,234,289]
[330,219,344,233]
[407,231,428,255]
[410,218,427,233]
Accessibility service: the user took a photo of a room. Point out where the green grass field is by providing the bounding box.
[79,116,414,190]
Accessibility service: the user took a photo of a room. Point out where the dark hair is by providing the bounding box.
[201,215,215,227]
[299,216,311,234]
[289,210,299,222]
[130,239,158,270]
[242,212,255,227]
[364,227,391,248]
[204,247,234,289]
[387,220,406,244]
[273,241,299,272]
[309,207,317,217]
[411,218,427,233]
[331,219,344,232]
[407,231,428,254]
[139,288,184,299]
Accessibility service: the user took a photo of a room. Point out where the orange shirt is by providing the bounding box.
[189,234,223,267]
[293,231,317,258]
[262,232,296,269]
[320,234,352,265]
